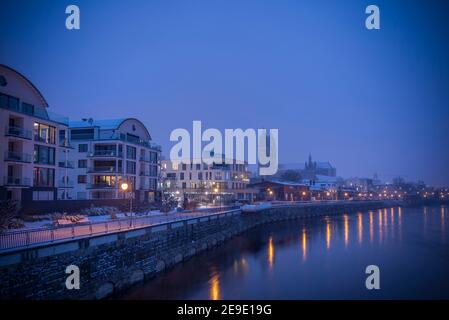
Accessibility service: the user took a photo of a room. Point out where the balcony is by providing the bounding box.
[58,161,75,169]
[4,151,32,163]
[139,171,151,176]
[86,183,117,189]
[59,138,74,149]
[139,155,151,162]
[3,176,31,187]
[58,180,74,188]
[5,126,32,140]
[88,150,123,158]
[87,166,120,173]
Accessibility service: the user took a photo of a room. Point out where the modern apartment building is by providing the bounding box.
[68,118,161,203]
[0,64,72,207]
[161,156,256,206]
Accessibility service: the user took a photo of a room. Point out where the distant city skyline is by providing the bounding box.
[1,0,448,186]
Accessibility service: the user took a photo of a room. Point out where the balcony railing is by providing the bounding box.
[86,183,117,189]
[5,126,32,140]
[4,151,32,163]
[3,176,31,187]
[59,138,73,149]
[58,161,74,169]
[58,180,74,188]
[88,150,123,157]
[87,166,120,173]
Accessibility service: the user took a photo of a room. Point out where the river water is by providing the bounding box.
[120,206,449,299]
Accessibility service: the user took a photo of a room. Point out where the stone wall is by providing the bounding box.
[0,201,393,299]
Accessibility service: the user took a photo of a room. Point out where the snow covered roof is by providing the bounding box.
[316,161,334,169]
[69,118,126,129]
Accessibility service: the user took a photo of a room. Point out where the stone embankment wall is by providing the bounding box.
[0,201,394,299]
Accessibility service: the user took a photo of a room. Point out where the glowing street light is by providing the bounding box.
[120,182,129,191]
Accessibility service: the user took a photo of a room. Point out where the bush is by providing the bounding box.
[0,201,23,232]
[80,205,119,216]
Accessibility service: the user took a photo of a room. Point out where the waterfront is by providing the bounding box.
[120,205,449,299]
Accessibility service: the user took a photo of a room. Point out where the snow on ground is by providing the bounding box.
[16,209,178,231]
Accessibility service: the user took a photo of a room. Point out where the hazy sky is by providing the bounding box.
[1,0,448,186]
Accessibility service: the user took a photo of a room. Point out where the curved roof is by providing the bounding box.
[69,118,152,140]
[0,64,49,108]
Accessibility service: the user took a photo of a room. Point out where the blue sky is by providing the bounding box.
[1,0,448,186]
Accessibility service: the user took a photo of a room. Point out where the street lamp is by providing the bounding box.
[121,182,132,219]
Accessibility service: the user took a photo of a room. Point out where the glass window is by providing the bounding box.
[78,144,88,152]
[33,167,55,187]
[78,159,87,168]
[34,122,56,144]
[78,175,87,183]
[22,102,34,115]
[34,145,55,165]
[126,160,136,174]
[126,146,136,159]
[70,128,94,140]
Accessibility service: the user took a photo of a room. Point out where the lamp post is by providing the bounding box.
[121,182,132,225]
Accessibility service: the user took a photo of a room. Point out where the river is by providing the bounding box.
[119,205,449,299]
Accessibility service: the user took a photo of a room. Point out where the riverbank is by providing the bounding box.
[119,204,449,299]
[0,201,399,299]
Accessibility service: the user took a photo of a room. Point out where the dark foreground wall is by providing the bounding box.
[0,201,395,299]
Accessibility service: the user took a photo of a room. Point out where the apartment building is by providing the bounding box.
[0,64,72,206]
[68,118,161,203]
[161,157,256,206]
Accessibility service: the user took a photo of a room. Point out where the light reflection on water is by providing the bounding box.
[120,206,449,300]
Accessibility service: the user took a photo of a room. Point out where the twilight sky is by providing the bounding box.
[1,0,448,186]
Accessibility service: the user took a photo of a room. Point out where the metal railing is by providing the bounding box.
[0,206,241,252]
[87,166,120,173]
[58,180,75,188]
[88,150,123,157]
[3,176,31,186]
[5,126,32,139]
[58,161,74,168]
[4,151,32,163]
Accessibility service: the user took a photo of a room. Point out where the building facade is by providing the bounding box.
[68,118,161,203]
[0,64,72,206]
[161,157,255,207]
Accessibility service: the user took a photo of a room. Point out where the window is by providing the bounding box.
[182,164,187,171]
[150,165,157,176]
[78,159,87,168]
[32,191,54,201]
[0,93,19,111]
[126,133,140,144]
[126,160,136,174]
[34,122,56,144]
[33,167,55,187]
[22,102,34,115]
[78,144,88,152]
[150,151,158,164]
[34,145,55,165]
[196,164,201,170]
[126,146,136,159]
[70,128,94,140]
[78,175,87,184]
[180,172,185,180]
[198,172,203,180]
[182,182,186,189]
[59,130,66,144]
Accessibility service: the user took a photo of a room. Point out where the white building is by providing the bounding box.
[161,157,256,206]
[68,118,161,203]
[0,64,72,207]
